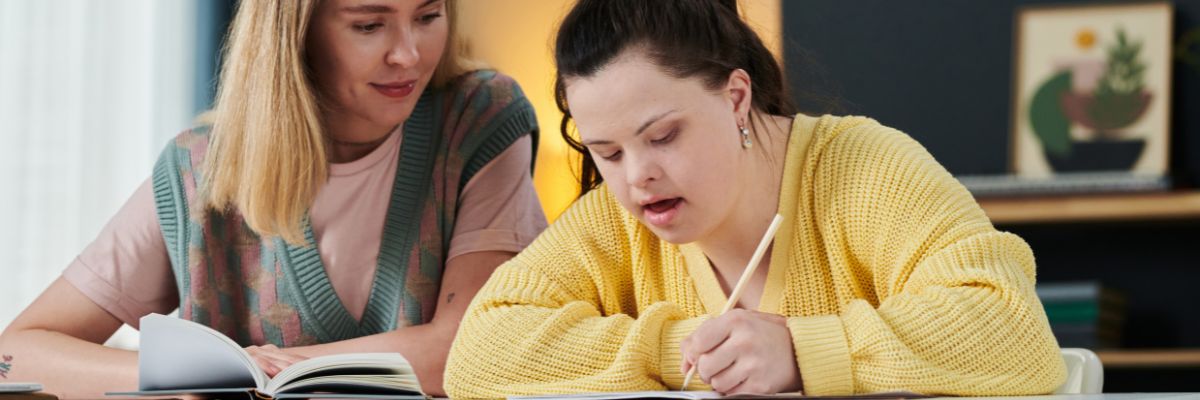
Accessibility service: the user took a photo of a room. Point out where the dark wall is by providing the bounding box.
[783,0,1200,183]
[781,1,1200,390]
[783,0,1200,348]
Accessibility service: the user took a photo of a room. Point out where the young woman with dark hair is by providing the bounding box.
[445,0,1066,397]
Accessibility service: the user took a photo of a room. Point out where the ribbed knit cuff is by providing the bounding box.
[787,315,854,395]
[659,317,709,390]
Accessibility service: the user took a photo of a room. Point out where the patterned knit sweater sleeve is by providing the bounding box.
[444,185,705,398]
[786,118,1067,396]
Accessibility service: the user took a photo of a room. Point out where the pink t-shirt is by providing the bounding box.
[62,130,546,327]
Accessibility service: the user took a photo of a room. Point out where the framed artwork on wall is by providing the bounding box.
[1012,2,1173,181]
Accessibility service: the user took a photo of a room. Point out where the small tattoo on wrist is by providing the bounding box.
[1,354,13,379]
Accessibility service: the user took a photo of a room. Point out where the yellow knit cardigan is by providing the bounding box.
[445,114,1066,398]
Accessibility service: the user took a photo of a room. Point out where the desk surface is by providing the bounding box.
[932,394,1200,400]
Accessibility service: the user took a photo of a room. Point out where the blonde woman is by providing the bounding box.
[0,0,545,397]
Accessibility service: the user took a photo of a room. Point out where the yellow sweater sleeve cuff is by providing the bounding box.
[787,315,854,396]
[659,316,708,389]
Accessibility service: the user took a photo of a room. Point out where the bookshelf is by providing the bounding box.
[977,191,1200,224]
[983,192,1200,379]
[1097,349,1200,368]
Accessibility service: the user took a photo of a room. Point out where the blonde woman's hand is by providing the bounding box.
[679,309,803,395]
[245,344,309,377]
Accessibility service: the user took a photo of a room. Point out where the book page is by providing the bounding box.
[136,313,261,391]
[265,353,422,396]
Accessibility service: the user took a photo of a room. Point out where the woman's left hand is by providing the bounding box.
[679,309,803,395]
[245,344,309,377]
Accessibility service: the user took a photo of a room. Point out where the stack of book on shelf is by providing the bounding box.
[957,172,1169,197]
[1036,281,1126,349]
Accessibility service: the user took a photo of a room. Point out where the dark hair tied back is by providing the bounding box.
[554,0,797,197]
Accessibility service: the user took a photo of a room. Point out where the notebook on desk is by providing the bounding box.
[509,390,927,399]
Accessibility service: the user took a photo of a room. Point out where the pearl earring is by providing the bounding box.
[739,125,752,149]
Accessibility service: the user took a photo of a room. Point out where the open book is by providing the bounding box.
[107,314,426,399]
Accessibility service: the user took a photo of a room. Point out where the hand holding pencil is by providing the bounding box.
[678,214,804,395]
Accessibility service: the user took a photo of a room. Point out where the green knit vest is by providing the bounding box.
[152,71,537,346]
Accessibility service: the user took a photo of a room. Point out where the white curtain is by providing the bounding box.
[0,0,198,347]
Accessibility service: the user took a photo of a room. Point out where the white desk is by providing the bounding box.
[933,394,1200,400]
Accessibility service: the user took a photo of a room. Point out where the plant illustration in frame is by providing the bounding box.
[1013,3,1172,177]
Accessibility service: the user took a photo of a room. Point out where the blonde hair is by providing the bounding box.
[201,0,474,245]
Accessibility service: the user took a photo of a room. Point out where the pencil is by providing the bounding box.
[680,214,784,391]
